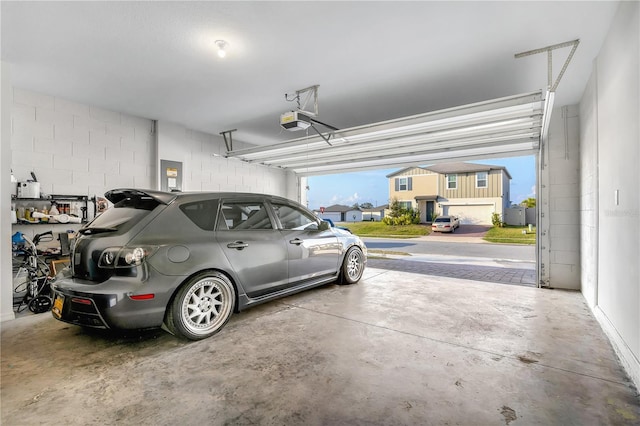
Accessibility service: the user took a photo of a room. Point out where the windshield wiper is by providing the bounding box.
[79,227,117,235]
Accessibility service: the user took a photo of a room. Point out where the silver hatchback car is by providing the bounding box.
[51,189,367,340]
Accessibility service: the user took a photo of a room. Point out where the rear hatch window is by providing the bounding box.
[434,217,450,223]
[80,196,160,235]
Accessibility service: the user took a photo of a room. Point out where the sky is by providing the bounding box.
[306,155,536,210]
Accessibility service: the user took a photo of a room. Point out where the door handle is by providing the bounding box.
[227,241,249,250]
[289,238,303,245]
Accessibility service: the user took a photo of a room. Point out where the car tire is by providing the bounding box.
[166,271,236,340]
[339,247,365,285]
[451,226,455,233]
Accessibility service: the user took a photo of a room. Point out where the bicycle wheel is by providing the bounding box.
[28,295,52,314]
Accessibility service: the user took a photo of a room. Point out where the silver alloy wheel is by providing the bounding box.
[345,248,364,281]
[180,276,234,336]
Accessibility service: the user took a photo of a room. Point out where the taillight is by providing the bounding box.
[98,246,158,268]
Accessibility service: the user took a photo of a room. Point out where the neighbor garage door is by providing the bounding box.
[320,212,342,222]
[444,204,494,225]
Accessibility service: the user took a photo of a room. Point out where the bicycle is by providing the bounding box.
[12,231,55,314]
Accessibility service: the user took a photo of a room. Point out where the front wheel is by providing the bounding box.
[165,271,236,340]
[339,247,365,285]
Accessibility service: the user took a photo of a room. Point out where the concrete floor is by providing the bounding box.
[2,267,639,425]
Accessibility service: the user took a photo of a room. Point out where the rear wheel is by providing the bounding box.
[166,271,235,340]
[339,247,365,285]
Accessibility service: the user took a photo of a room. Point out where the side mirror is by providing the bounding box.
[319,221,330,231]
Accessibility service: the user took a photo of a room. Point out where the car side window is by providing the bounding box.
[217,202,273,231]
[179,199,219,231]
[272,203,319,230]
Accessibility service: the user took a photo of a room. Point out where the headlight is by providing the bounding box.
[98,246,158,268]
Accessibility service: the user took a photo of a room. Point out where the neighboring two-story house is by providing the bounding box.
[387,162,511,225]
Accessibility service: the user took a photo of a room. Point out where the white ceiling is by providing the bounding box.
[1,1,618,148]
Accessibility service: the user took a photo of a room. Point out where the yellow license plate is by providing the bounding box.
[52,295,64,318]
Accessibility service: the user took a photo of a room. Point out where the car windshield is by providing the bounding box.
[84,196,160,234]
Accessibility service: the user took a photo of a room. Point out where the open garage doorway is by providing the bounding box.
[304,154,538,288]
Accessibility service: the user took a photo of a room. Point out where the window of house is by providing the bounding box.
[395,177,412,191]
[447,174,457,190]
[399,201,412,210]
[476,171,488,188]
[399,177,408,191]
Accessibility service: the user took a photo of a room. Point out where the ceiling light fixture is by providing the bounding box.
[215,40,228,58]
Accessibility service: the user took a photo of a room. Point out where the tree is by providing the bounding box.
[520,197,536,208]
[360,202,373,209]
[351,202,360,209]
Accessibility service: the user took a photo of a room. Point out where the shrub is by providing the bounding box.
[491,212,505,227]
[383,198,420,225]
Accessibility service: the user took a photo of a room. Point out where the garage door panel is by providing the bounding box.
[444,205,493,225]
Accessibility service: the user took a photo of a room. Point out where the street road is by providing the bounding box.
[363,237,537,286]
[363,238,535,261]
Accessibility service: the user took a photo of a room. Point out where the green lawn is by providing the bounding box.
[336,221,536,244]
[483,225,537,245]
[337,221,430,238]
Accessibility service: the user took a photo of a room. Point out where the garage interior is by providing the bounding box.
[1,2,639,425]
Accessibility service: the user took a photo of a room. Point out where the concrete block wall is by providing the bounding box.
[156,120,294,199]
[8,88,296,206]
[545,105,581,290]
[10,88,154,198]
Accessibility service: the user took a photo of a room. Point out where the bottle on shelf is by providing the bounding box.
[49,202,60,223]
[41,205,49,223]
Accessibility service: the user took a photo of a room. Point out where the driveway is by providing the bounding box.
[428,224,491,238]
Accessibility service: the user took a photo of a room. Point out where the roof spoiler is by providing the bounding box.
[104,188,178,205]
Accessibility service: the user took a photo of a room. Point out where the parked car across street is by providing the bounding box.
[431,216,460,233]
[51,189,367,340]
